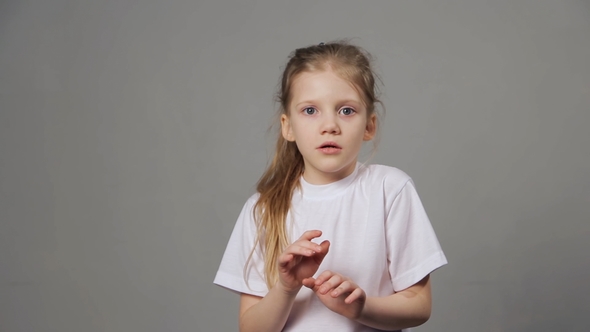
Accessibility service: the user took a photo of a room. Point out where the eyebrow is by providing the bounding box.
[294,99,364,109]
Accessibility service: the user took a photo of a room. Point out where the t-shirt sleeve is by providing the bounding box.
[213,194,269,297]
[385,179,447,292]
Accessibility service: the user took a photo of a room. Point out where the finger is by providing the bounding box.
[331,280,354,298]
[344,288,364,304]
[314,270,335,286]
[312,240,330,263]
[286,243,321,257]
[319,274,344,295]
[292,240,323,254]
[302,277,316,288]
[298,229,323,242]
[320,239,330,253]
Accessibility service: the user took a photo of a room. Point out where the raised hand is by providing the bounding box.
[277,230,330,293]
[302,270,367,320]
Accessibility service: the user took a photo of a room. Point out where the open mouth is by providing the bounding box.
[317,142,342,154]
[318,141,341,149]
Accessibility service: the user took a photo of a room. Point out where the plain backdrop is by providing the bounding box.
[1,0,589,331]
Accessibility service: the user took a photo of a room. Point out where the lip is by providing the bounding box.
[317,141,342,149]
[317,141,342,155]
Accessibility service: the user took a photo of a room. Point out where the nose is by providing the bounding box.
[320,112,340,135]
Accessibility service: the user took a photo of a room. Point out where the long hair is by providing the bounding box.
[247,41,382,289]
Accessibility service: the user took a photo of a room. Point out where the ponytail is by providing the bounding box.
[246,135,303,288]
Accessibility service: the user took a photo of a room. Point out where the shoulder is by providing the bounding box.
[238,192,260,211]
[244,192,260,208]
[234,192,260,224]
[357,163,412,196]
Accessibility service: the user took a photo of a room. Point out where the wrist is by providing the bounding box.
[356,296,381,327]
[275,281,302,297]
[355,296,370,321]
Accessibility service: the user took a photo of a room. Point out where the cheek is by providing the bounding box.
[351,120,369,136]
[291,120,312,135]
[289,123,311,145]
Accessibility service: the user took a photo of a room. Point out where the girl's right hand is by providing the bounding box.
[277,230,330,294]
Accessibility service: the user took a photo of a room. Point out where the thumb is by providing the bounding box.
[314,240,330,263]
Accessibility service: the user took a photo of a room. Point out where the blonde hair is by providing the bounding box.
[248,41,382,289]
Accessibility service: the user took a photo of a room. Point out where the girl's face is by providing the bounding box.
[281,69,376,185]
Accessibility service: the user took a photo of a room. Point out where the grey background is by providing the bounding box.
[1,0,589,331]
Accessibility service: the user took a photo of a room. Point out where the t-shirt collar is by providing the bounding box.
[299,162,360,199]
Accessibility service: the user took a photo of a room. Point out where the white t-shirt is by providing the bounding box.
[214,163,447,331]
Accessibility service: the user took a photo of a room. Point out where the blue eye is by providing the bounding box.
[339,107,355,116]
[303,107,317,115]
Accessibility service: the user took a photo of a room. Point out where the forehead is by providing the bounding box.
[290,70,362,105]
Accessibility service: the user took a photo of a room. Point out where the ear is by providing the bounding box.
[281,114,295,141]
[363,113,377,141]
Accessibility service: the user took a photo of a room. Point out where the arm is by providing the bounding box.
[304,273,432,331]
[357,275,431,330]
[239,288,297,332]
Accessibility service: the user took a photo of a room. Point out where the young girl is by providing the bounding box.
[214,41,447,332]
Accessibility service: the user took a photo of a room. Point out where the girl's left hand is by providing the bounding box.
[302,270,366,320]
